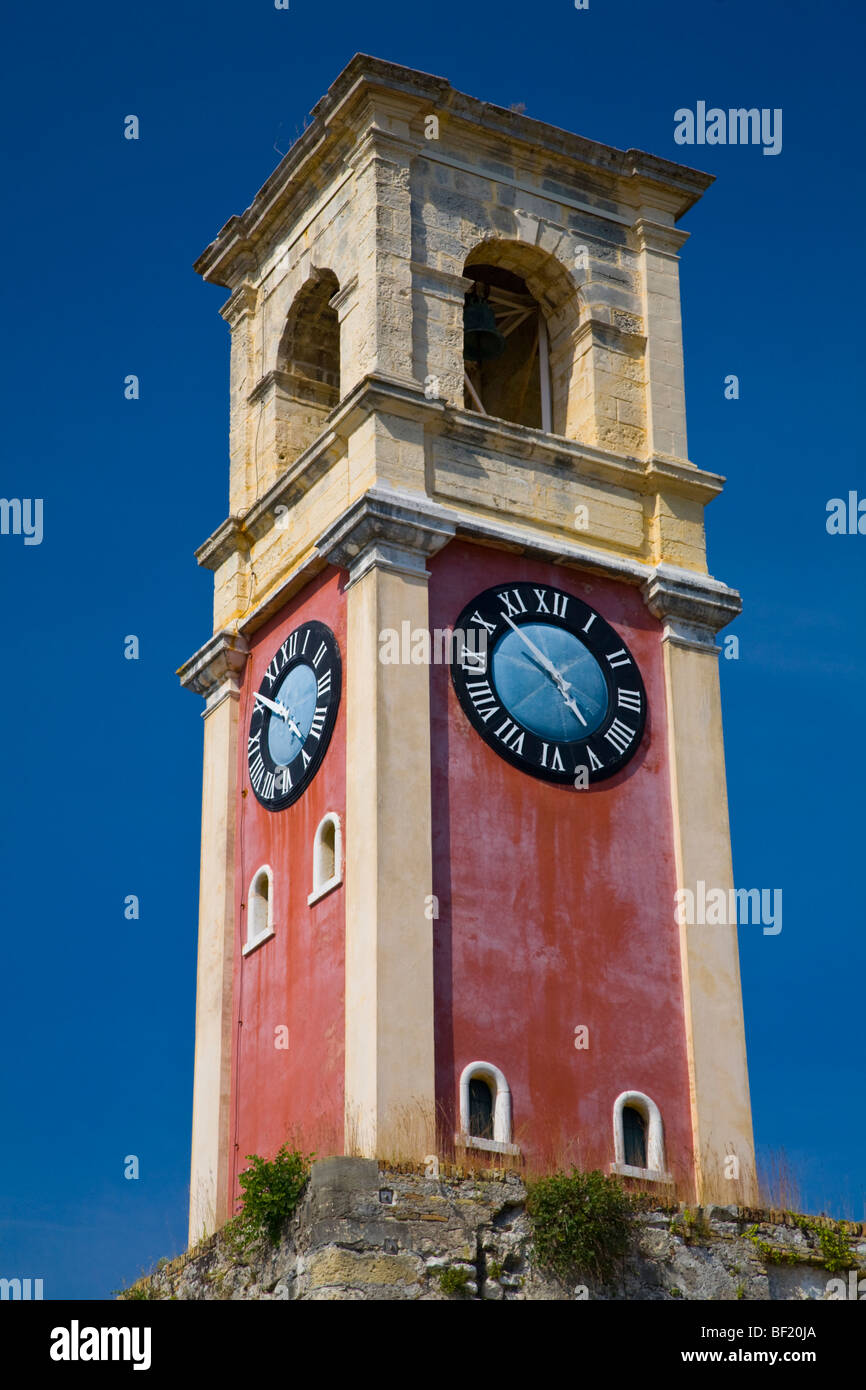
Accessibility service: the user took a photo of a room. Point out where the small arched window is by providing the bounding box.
[456,1062,519,1155]
[243,865,275,954]
[308,812,343,905]
[611,1091,669,1180]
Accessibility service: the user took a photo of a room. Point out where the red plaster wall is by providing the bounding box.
[428,541,694,1188]
[229,569,346,1209]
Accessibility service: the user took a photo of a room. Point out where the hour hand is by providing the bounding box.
[283,711,303,740]
[503,614,587,726]
[556,684,588,727]
[503,614,560,679]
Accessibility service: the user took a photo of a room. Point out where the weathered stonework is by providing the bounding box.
[129,1161,865,1303]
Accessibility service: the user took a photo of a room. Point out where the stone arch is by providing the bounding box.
[267,268,341,469]
[612,1090,668,1177]
[463,239,584,438]
[277,268,341,407]
[457,1060,518,1153]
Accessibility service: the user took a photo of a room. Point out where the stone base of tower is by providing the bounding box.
[132,1158,856,1303]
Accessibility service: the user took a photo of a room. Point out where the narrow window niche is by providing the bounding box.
[307,812,343,905]
[243,865,275,955]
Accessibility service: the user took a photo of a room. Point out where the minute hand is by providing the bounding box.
[254,691,290,722]
[502,615,587,727]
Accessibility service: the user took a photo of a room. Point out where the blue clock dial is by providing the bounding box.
[492,623,609,741]
[450,582,647,786]
[267,663,318,765]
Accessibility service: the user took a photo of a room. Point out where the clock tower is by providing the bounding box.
[179,55,757,1244]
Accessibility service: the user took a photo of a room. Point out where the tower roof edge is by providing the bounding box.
[193,54,715,288]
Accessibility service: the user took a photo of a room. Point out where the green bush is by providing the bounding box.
[526,1169,634,1286]
[237,1145,311,1245]
[437,1266,472,1297]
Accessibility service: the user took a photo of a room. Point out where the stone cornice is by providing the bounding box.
[409,261,474,302]
[315,485,456,587]
[195,517,249,572]
[188,490,740,645]
[194,56,714,289]
[328,273,359,316]
[191,373,727,575]
[633,217,691,257]
[219,282,258,329]
[571,315,647,355]
[642,563,742,641]
[177,629,249,699]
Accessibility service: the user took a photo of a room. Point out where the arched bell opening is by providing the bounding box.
[462,262,552,432]
[277,269,341,409]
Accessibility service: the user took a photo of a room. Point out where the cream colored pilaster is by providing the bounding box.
[643,567,757,1203]
[409,262,473,409]
[178,631,249,1242]
[347,119,415,388]
[635,218,690,462]
[221,282,259,516]
[317,489,455,1159]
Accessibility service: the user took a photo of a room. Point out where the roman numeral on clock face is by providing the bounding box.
[586,746,604,772]
[605,648,631,669]
[493,718,525,755]
[469,611,497,635]
[250,753,266,793]
[540,743,565,771]
[617,688,642,713]
[465,678,500,723]
[460,646,487,674]
[267,627,313,687]
[531,588,569,618]
[317,669,332,697]
[497,589,527,618]
[308,705,327,740]
[604,718,635,754]
[311,641,328,669]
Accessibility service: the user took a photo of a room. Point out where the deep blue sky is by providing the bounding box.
[0,0,863,1299]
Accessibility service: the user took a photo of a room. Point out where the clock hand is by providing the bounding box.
[502,614,561,678]
[557,686,588,727]
[502,615,587,727]
[282,708,304,740]
[254,691,291,722]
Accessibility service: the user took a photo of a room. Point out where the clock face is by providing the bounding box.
[450,582,647,785]
[247,620,341,810]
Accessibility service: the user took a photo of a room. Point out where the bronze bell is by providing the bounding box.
[463,291,506,362]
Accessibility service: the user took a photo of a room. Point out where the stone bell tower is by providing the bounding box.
[179,54,757,1244]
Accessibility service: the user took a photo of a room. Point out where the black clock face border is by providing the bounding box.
[247,619,341,810]
[450,582,647,786]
